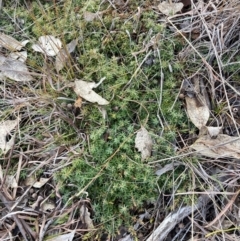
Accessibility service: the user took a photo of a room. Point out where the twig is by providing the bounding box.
[0,191,32,241]
[205,188,240,228]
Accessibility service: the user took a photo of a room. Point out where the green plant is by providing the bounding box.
[2,0,189,237]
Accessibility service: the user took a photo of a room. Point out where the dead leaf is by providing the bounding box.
[32,35,62,56]
[24,175,35,186]
[33,177,49,188]
[191,134,240,159]
[55,38,78,71]
[0,57,32,81]
[42,202,55,211]
[199,126,222,139]
[5,175,18,188]
[83,11,102,22]
[46,231,75,241]
[8,51,28,62]
[0,117,20,154]
[135,126,153,160]
[0,54,6,65]
[80,205,94,229]
[158,1,183,16]
[185,96,209,129]
[25,176,49,188]
[155,163,180,177]
[0,33,29,51]
[74,96,82,109]
[0,165,18,188]
[74,79,109,105]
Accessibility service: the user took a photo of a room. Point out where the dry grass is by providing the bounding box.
[0,0,240,240]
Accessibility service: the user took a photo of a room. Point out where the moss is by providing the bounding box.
[2,0,189,236]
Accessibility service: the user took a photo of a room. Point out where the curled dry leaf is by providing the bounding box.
[185,96,210,129]
[0,33,29,51]
[191,134,240,159]
[158,1,183,16]
[80,205,94,229]
[32,35,62,56]
[55,38,78,71]
[0,56,32,81]
[0,117,20,154]
[74,79,109,105]
[135,126,153,160]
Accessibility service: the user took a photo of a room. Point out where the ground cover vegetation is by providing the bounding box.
[0,0,240,240]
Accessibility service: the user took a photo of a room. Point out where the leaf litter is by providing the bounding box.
[0,33,29,51]
[158,1,184,16]
[0,117,20,154]
[0,55,32,81]
[55,38,78,71]
[74,78,109,105]
[32,35,62,56]
[135,126,153,160]
[1,0,240,241]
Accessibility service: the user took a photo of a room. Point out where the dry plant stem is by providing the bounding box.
[39,215,54,241]
[123,50,152,89]
[205,188,240,228]
[13,154,23,199]
[149,135,240,164]
[0,191,34,241]
[167,18,220,83]
[1,142,15,190]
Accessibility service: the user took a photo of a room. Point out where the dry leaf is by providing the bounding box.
[83,11,102,22]
[32,35,62,56]
[25,176,49,188]
[135,126,153,160]
[0,57,32,81]
[46,231,75,241]
[155,163,180,177]
[74,96,83,108]
[185,96,209,129]
[0,117,20,154]
[199,126,222,137]
[191,134,240,159]
[74,79,109,105]
[0,33,29,51]
[24,176,35,186]
[8,51,28,62]
[0,54,6,65]
[80,205,94,229]
[0,165,18,188]
[55,38,78,71]
[42,202,55,211]
[33,177,49,188]
[158,1,183,16]
[5,175,18,188]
